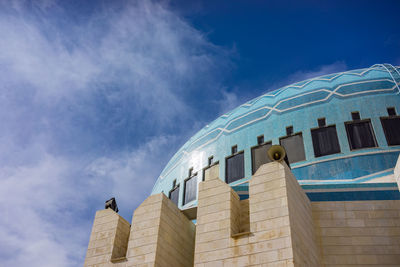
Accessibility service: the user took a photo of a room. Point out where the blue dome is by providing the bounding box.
[151,63,400,209]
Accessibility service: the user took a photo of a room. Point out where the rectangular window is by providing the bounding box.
[345,120,377,150]
[286,126,293,136]
[225,152,244,184]
[279,133,306,164]
[169,185,180,206]
[231,145,238,154]
[257,135,264,145]
[311,125,341,157]
[351,111,361,121]
[183,175,197,205]
[381,116,400,145]
[318,118,326,127]
[387,107,396,116]
[251,142,272,174]
[208,156,214,166]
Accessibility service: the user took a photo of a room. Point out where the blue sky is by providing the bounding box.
[0,0,399,266]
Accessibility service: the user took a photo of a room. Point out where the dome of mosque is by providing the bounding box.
[151,63,400,209]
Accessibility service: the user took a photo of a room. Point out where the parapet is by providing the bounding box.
[84,193,195,267]
[85,161,400,266]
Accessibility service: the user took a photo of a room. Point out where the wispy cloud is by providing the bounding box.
[0,1,229,266]
[215,87,245,116]
[284,61,348,85]
[263,61,348,94]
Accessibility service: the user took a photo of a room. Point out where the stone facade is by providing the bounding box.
[313,200,400,266]
[394,155,400,191]
[85,161,400,266]
[84,194,195,267]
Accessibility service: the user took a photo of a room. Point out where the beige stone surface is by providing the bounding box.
[313,200,400,266]
[84,209,130,267]
[85,193,195,267]
[204,163,219,181]
[394,154,400,191]
[84,159,400,267]
[127,193,195,267]
[194,161,320,267]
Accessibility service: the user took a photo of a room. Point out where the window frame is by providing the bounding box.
[344,118,378,151]
[317,118,326,127]
[310,124,341,157]
[231,145,238,154]
[286,126,294,136]
[351,111,361,121]
[387,107,396,116]
[380,115,400,146]
[182,173,198,206]
[257,135,264,145]
[168,184,180,206]
[279,132,306,164]
[250,140,272,175]
[225,150,245,184]
[208,156,214,166]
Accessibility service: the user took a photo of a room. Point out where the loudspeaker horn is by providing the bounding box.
[267,145,286,162]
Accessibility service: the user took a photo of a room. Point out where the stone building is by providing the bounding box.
[84,64,400,266]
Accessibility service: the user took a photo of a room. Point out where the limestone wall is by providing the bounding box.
[194,161,320,266]
[156,194,196,266]
[312,200,400,266]
[284,164,320,266]
[84,209,130,266]
[85,193,195,267]
[394,155,400,191]
[249,162,319,266]
[126,193,195,267]
[84,160,400,267]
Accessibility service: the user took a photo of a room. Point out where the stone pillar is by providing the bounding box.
[394,154,400,191]
[194,161,320,266]
[84,209,130,267]
[203,163,219,181]
[249,161,320,266]
[194,170,243,266]
[126,193,195,267]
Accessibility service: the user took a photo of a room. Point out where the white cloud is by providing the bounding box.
[0,153,85,266]
[216,88,243,116]
[285,61,348,85]
[262,61,348,94]
[0,1,229,266]
[85,135,180,214]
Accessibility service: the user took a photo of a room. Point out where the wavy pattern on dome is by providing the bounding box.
[157,64,400,182]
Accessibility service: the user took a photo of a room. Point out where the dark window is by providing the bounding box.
[169,185,180,206]
[280,133,306,164]
[351,112,361,121]
[172,179,176,188]
[251,142,272,174]
[318,118,326,127]
[226,152,244,184]
[183,175,197,205]
[311,126,341,157]
[208,156,214,166]
[345,120,377,150]
[188,167,193,177]
[387,107,396,116]
[381,116,400,145]
[231,145,238,154]
[286,126,293,136]
[257,135,264,145]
